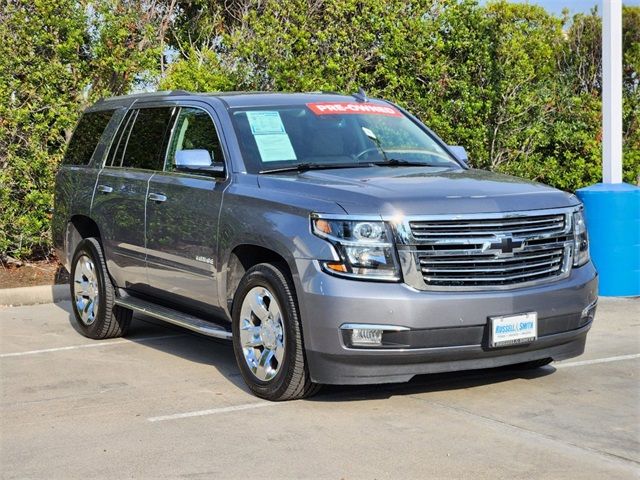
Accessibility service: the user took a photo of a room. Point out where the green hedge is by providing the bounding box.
[1,0,639,260]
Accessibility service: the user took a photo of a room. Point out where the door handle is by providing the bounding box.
[148,192,167,203]
[97,184,113,194]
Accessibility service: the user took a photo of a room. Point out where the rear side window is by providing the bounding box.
[107,110,136,167]
[63,110,114,165]
[121,107,174,171]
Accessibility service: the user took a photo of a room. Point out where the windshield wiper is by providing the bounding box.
[259,162,373,174]
[372,158,436,167]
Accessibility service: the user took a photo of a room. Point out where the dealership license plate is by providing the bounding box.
[489,312,537,348]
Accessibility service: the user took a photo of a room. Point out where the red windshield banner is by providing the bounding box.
[306,102,402,117]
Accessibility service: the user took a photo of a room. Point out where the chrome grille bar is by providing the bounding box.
[421,258,563,274]
[418,249,563,265]
[422,265,563,284]
[409,214,565,239]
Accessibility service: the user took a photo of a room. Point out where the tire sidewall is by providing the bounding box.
[232,265,299,399]
[70,239,109,338]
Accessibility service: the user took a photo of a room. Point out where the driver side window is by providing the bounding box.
[166,107,224,172]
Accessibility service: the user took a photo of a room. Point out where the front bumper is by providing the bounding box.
[294,259,598,385]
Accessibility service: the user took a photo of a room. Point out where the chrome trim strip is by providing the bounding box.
[313,207,580,223]
[311,212,384,222]
[412,241,572,257]
[387,207,578,222]
[411,224,564,236]
[340,323,410,331]
[418,249,563,264]
[420,258,563,274]
[409,216,564,228]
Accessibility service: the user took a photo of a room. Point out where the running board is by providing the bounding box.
[114,296,232,340]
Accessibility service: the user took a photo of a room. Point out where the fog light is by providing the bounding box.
[351,328,383,346]
[341,323,409,348]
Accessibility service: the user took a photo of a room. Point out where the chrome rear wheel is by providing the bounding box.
[69,237,131,339]
[73,254,99,325]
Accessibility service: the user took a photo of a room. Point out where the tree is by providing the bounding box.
[0,0,173,259]
[2,0,639,260]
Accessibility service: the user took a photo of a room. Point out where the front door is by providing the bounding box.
[91,106,174,289]
[145,105,228,308]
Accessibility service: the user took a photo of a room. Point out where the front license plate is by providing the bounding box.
[489,312,537,348]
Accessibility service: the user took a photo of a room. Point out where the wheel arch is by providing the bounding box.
[64,215,102,271]
[224,243,295,318]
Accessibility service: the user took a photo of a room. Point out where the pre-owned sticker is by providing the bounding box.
[307,102,402,117]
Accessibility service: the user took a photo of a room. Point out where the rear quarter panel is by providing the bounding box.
[52,166,100,267]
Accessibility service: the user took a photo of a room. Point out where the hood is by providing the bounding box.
[257,167,579,216]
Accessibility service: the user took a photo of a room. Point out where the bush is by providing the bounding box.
[0,0,169,259]
[1,0,639,260]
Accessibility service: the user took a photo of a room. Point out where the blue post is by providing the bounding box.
[576,183,640,296]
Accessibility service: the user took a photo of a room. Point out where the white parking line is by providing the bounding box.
[0,333,184,358]
[555,353,640,368]
[147,353,640,423]
[147,402,277,422]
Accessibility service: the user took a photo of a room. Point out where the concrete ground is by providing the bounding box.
[0,298,638,479]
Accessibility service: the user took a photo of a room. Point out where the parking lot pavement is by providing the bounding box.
[1,299,638,479]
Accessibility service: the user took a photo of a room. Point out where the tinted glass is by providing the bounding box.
[166,107,224,171]
[121,107,174,170]
[63,110,114,165]
[107,110,136,167]
[230,104,459,173]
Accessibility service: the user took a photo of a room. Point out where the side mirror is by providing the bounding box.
[176,149,213,166]
[174,149,224,177]
[448,145,469,166]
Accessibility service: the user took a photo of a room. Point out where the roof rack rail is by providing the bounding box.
[96,90,193,103]
[305,90,343,95]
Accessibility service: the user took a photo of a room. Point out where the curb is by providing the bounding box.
[0,285,69,307]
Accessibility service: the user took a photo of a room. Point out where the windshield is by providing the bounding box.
[230,102,462,173]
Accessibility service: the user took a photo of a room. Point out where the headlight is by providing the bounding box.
[311,216,400,281]
[573,208,590,267]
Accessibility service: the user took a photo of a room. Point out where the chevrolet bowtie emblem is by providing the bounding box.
[484,235,525,256]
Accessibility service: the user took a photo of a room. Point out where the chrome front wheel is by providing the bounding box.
[73,254,99,325]
[239,286,285,382]
[232,263,320,401]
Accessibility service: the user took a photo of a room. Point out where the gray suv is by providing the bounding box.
[53,91,598,401]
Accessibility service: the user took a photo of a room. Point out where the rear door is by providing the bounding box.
[91,106,175,289]
[145,103,229,309]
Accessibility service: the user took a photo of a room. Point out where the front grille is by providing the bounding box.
[406,211,573,289]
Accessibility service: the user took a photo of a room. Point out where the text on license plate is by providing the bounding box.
[490,312,537,348]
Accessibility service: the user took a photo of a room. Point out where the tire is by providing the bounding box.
[510,358,553,370]
[232,263,320,401]
[69,237,132,339]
